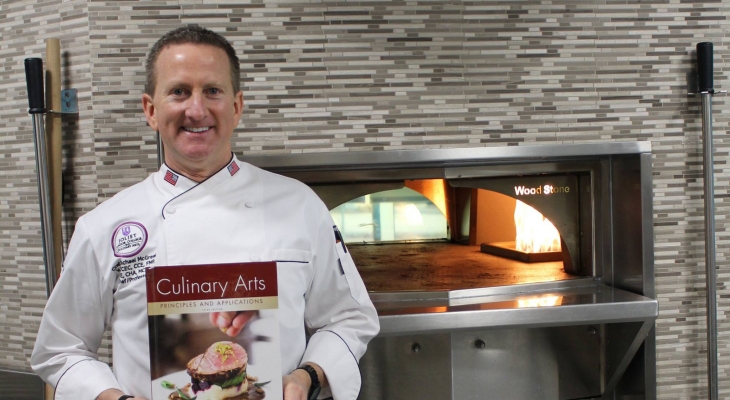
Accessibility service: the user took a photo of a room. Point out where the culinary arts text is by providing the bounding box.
[155,275,266,298]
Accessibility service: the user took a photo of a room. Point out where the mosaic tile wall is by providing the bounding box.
[1,1,729,398]
[0,0,109,376]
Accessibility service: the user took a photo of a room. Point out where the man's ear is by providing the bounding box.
[142,93,158,131]
[233,90,244,122]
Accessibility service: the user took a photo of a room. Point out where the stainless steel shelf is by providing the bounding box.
[370,279,658,336]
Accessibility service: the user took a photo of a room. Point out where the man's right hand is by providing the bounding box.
[209,311,256,337]
[96,388,148,400]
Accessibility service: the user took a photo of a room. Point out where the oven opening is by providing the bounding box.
[330,181,449,244]
[327,175,585,293]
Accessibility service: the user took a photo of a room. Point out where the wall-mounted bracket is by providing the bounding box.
[49,89,78,114]
[687,70,726,96]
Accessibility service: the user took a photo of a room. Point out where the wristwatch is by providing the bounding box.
[296,364,321,400]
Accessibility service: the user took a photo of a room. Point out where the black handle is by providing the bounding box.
[697,42,713,93]
[24,58,45,114]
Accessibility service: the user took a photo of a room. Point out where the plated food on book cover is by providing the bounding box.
[146,262,282,400]
[154,341,269,400]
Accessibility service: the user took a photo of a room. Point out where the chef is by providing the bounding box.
[31,25,379,400]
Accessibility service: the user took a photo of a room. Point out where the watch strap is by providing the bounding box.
[296,364,321,400]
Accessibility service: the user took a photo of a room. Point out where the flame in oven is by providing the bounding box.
[514,200,561,253]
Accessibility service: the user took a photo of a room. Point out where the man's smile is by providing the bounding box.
[182,126,212,133]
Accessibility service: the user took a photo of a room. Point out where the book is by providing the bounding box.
[146,262,282,400]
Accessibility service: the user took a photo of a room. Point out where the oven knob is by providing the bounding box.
[475,339,486,349]
[411,343,421,353]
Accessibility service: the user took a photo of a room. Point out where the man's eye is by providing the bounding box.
[171,89,185,96]
[208,88,221,95]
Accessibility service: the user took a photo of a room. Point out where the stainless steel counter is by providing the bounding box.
[370,278,658,336]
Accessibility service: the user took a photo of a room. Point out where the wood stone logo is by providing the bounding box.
[514,184,570,196]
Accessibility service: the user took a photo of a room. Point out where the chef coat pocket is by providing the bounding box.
[273,249,311,294]
[335,243,369,305]
[273,249,312,264]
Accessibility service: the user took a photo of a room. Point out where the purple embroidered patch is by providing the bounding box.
[111,222,148,258]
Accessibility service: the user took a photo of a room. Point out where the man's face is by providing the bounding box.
[142,44,243,177]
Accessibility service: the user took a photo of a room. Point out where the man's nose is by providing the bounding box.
[185,92,207,120]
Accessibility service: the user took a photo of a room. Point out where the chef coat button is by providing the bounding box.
[251,255,260,262]
[245,201,254,208]
[167,206,176,214]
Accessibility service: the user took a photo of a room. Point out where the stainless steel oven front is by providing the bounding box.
[247,142,657,400]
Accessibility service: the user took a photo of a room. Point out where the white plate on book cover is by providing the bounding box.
[151,364,275,400]
[151,370,192,400]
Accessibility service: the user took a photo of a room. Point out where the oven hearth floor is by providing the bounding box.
[349,242,574,292]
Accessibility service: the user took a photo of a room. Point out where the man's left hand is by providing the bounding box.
[282,371,309,400]
[283,362,327,400]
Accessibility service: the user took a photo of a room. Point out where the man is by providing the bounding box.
[31,26,379,400]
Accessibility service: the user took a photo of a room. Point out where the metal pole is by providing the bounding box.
[701,91,718,400]
[696,41,718,400]
[31,114,58,296]
[25,58,57,297]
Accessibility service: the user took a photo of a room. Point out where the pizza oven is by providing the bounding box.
[246,142,657,400]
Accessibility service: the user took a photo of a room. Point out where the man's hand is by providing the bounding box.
[282,362,328,400]
[96,388,148,400]
[208,311,255,337]
[282,372,309,400]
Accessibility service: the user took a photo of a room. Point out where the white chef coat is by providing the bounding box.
[31,154,380,400]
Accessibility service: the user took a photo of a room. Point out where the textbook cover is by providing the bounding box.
[146,262,282,400]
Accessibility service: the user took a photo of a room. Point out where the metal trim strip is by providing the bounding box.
[244,142,651,170]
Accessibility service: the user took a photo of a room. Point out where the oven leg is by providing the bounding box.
[601,319,654,398]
